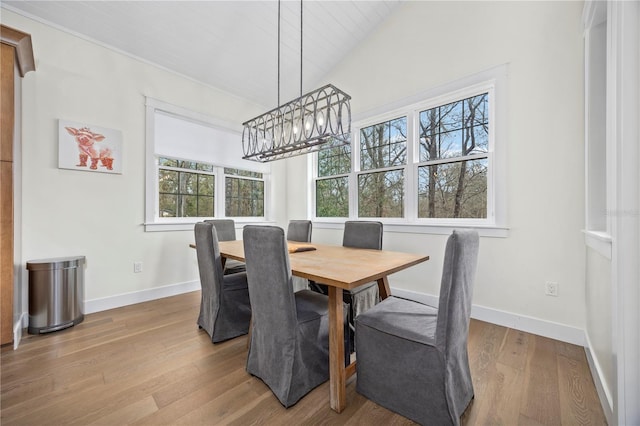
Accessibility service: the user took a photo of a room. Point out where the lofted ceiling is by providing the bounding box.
[3,0,401,108]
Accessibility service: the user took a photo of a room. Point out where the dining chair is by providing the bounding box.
[194,221,252,343]
[242,225,348,407]
[286,219,312,243]
[204,219,245,275]
[310,221,383,353]
[355,230,480,426]
[286,220,312,292]
[341,221,383,316]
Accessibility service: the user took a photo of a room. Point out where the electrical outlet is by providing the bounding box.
[134,261,143,273]
[545,281,558,297]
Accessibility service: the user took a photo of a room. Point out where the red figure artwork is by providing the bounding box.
[64,126,114,170]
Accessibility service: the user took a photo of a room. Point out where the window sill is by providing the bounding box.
[583,230,612,259]
[313,220,509,238]
[145,219,275,232]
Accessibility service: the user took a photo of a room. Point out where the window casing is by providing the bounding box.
[145,97,271,231]
[312,70,506,235]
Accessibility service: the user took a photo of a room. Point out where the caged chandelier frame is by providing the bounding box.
[242,0,351,163]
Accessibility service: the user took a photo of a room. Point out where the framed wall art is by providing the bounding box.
[58,119,123,174]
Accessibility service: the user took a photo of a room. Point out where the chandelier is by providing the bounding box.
[242,1,351,162]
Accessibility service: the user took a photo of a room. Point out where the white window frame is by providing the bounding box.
[311,65,508,237]
[145,98,271,232]
[582,0,612,259]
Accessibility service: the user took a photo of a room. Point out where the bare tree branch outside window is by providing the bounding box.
[313,91,490,221]
[418,93,488,218]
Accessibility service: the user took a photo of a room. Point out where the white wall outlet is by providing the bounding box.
[545,281,558,296]
[134,261,143,273]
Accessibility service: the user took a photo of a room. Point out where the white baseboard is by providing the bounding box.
[13,312,27,350]
[391,287,613,420]
[584,332,614,425]
[391,287,586,346]
[84,280,200,314]
[11,281,200,350]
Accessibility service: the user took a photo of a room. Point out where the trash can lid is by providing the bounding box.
[26,256,86,271]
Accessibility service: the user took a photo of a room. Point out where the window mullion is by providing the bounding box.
[350,128,361,218]
[215,166,224,218]
[405,111,417,222]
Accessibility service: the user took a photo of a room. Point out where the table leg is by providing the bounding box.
[328,286,346,413]
[377,276,391,300]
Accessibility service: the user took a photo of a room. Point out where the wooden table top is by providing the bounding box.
[218,240,429,291]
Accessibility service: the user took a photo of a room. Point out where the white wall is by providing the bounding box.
[5,1,589,343]
[290,1,587,335]
[2,10,281,317]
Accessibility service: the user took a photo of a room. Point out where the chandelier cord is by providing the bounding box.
[277,0,281,107]
[242,0,351,163]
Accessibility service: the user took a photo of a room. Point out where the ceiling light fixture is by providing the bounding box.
[242,0,351,162]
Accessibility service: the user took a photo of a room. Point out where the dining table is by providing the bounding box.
[217,239,430,413]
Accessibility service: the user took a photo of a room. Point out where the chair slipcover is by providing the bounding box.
[341,221,382,319]
[205,219,245,275]
[286,220,312,243]
[194,222,252,343]
[243,225,341,407]
[308,221,382,354]
[355,230,480,426]
[286,220,313,292]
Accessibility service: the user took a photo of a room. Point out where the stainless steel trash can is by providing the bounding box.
[27,256,85,334]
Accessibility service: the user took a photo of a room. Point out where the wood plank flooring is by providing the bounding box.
[1,291,607,425]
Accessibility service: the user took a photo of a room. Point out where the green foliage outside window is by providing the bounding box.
[316,177,349,217]
[158,158,265,219]
[358,170,404,218]
[316,140,351,217]
[225,177,264,217]
[158,158,214,218]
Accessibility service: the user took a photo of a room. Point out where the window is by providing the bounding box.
[156,159,265,220]
[145,97,271,231]
[224,168,264,217]
[158,158,215,218]
[312,68,506,234]
[358,118,406,217]
[417,93,488,219]
[315,140,351,217]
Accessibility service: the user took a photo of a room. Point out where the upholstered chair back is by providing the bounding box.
[435,229,480,418]
[243,225,297,349]
[342,221,383,249]
[205,219,236,242]
[194,222,225,328]
[286,220,312,242]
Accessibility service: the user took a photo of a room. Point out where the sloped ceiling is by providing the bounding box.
[3,0,401,108]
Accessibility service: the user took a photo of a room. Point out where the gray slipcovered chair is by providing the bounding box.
[243,225,346,407]
[286,219,312,243]
[194,221,252,343]
[341,221,383,319]
[355,230,480,426]
[204,219,245,275]
[286,220,313,292]
[310,221,383,353]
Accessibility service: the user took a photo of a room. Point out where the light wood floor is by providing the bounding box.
[1,291,607,425]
